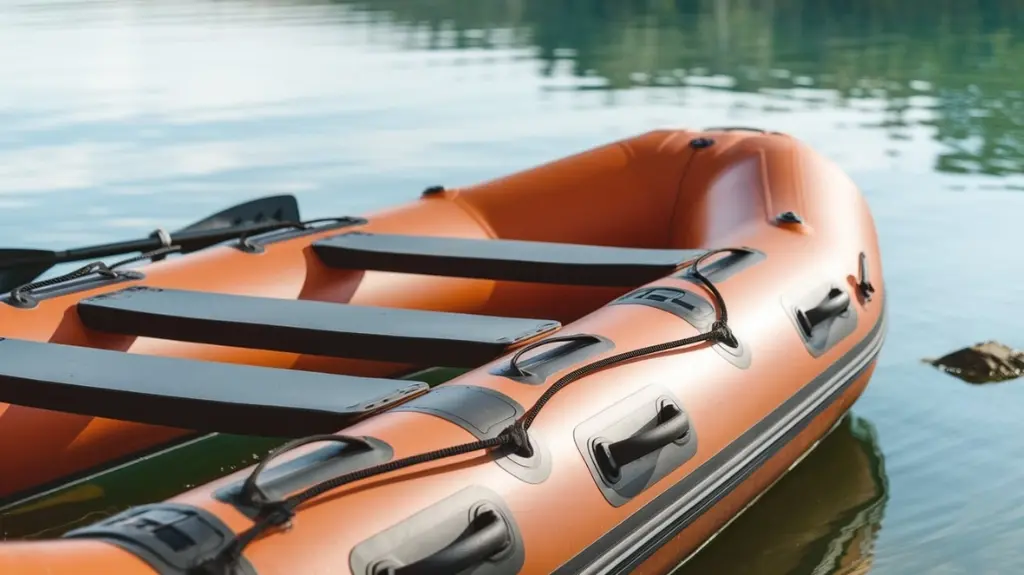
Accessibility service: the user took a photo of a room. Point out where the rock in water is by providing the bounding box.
[926,341,1024,384]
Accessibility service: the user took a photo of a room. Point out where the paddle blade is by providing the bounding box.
[177,195,301,233]
[0,249,58,292]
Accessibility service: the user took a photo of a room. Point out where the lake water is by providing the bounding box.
[2,1,1024,573]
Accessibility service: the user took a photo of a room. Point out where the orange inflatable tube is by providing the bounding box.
[0,128,886,574]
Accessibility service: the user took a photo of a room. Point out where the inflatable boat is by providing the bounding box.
[0,128,886,574]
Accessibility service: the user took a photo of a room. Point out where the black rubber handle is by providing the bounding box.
[594,403,691,484]
[507,334,605,378]
[389,509,511,575]
[796,287,851,337]
[241,434,374,505]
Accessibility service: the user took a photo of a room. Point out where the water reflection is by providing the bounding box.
[674,415,889,575]
[338,0,1024,183]
[2,0,1022,249]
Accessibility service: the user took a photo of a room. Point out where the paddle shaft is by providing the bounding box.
[51,237,167,263]
[12,222,281,269]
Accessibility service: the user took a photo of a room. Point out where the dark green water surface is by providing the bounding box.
[1,1,1023,573]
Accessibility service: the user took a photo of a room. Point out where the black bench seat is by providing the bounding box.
[77,286,560,367]
[0,337,427,437]
[312,232,707,287]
